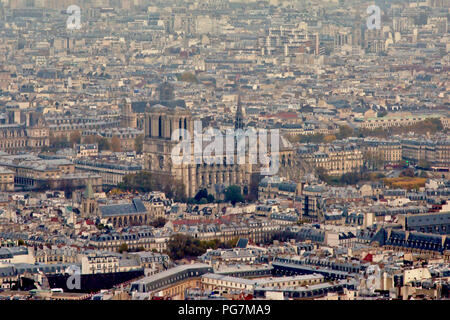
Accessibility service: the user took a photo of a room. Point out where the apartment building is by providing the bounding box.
[80,252,120,275]
[75,144,98,158]
[0,153,102,191]
[402,138,450,167]
[362,139,402,164]
[201,273,324,292]
[74,158,142,186]
[0,124,49,154]
[357,114,447,130]
[299,145,363,176]
[0,166,14,191]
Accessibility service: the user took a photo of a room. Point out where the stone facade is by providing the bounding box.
[299,145,364,176]
[142,104,254,198]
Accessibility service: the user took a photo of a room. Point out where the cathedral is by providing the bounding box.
[141,91,296,198]
[118,81,300,199]
[142,103,253,198]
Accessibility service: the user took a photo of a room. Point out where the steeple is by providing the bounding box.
[84,179,94,199]
[158,81,174,101]
[235,93,245,130]
[81,179,97,218]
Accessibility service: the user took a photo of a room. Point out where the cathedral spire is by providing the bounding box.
[235,93,245,130]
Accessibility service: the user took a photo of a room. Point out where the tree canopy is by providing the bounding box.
[118,171,185,201]
[224,185,244,206]
[150,217,167,228]
[118,243,128,253]
[166,234,235,260]
[110,136,122,152]
[134,134,144,154]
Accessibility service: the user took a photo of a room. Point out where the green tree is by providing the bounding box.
[166,234,200,260]
[316,167,330,183]
[69,130,81,147]
[83,135,96,144]
[340,172,361,185]
[358,118,445,138]
[300,133,324,143]
[336,125,354,139]
[97,137,111,151]
[194,189,208,202]
[118,243,128,253]
[49,133,70,150]
[364,151,384,171]
[400,168,415,177]
[35,180,51,191]
[118,171,186,201]
[177,72,199,83]
[150,217,166,228]
[166,234,233,260]
[224,185,244,206]
[323,134,337,143]
[206,194,215,203]
[419,170,428,178]
[110,136,122,152]
[418,159,431,169]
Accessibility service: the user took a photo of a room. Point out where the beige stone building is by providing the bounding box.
[34,247,78,265]
[357,114,448,130]
[0,167,14,191]
[0,154,102,191]
[0,124,49,154]
[402,138,450,167]
[299,144,363,176]
[201,273,324,292]
[364,140,402,164]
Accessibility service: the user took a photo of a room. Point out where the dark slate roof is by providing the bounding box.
[131,100,186,113]
[0,266,15,277]
[0,248,13,259]
[372,228,450,253]
[339,232,356,240]
[236,238,248,249]
[0,247,28,259]
[278,182,297,192]
[406,212,450,228]
[99,198,147,217]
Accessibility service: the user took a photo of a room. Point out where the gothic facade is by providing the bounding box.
[142,102,256,198]
[141,99,299,198]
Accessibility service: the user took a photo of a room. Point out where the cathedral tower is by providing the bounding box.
[81,180,97,218]
[235,94,245,130]
[120,98,137,128]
